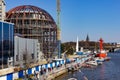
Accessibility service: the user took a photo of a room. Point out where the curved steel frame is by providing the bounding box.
[6,5,57,58]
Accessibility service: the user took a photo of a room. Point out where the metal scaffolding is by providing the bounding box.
[6,5,57,58]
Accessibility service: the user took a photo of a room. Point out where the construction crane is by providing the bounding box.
[57,0,61,58]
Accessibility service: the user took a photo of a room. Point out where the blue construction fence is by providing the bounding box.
[0,59,65,80]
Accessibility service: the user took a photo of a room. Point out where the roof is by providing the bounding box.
[6,5,54,21]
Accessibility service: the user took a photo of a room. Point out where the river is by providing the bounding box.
[55,53,120,80]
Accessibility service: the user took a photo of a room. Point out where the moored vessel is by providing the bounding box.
[96,38,107,58]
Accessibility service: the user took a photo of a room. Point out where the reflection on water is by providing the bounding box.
[55,53,120,80]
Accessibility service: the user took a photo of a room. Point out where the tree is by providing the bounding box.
[21,50,33,78]
[61,44,66,53]
[66,47,75,55]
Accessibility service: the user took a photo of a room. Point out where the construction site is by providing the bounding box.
[6,5,58,59]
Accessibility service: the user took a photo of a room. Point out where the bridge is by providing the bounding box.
[109,45,120,53]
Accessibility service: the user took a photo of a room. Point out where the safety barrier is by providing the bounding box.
[0,60,65,80]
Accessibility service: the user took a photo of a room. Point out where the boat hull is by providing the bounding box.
[96,53,107,58]
[86,61,98,66]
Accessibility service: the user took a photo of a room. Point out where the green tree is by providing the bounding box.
[66,47,74,55]
[61,44,66,53]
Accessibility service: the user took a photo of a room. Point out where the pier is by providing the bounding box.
[0,54,91,80]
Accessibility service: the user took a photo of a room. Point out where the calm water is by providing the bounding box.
[55,53,120,80]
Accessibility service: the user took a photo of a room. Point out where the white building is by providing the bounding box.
[14,36,43,67]
[0,0,5,21]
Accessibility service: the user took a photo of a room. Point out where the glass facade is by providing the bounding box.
[0,21,14,69]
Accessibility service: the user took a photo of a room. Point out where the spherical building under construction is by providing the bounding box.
[6,5,57,58]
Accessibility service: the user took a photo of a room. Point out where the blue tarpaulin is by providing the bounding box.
[45,64,48,69]
[28,68,32,75]
[77,52,83,55]
[18,70,24,78]
[59,61,60,64]
[66,59,70,63]
[62,60,64,64]
[55,62,57,66]
[50,63,53,68]
[36,66,39,71]
[7,73,13,80]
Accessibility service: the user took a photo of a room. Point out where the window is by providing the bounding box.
[37,52,39,58]
[9,62,12,66]
[23,54,26,60]
[16,55,19,61]
[31,53,34,59]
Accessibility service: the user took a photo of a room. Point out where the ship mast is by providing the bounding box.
[76,37,79,52]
